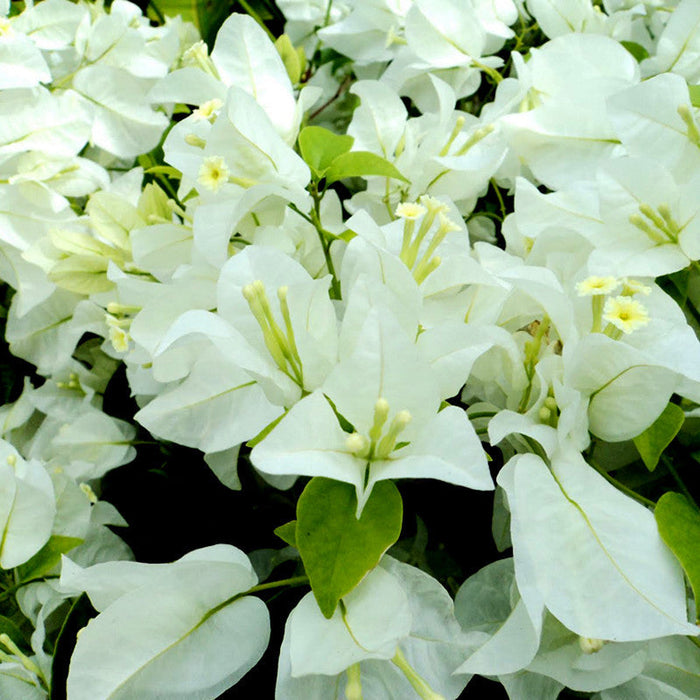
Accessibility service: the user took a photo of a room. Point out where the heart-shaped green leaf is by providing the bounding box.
[655,492,700,622]
[324,150,409,185]
[633,402,684,471]
[296,477,402,618]
[298,126,354,179]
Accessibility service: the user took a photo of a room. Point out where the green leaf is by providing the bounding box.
[274,521,297,548]
[296,477,403,619]
[689,85,700,109]
[149,0,199,26]
[275,34,304,85]
[620,41,650,62]
[633,402,685,471]
[50,594,96,700]
[197,0,234,47]
[324,151,410,185]
[298,126,354,179]
[17,536,83,582]
[655,492,700,622]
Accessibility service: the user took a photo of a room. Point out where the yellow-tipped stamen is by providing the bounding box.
[182,41,220,78]
[455,124,495,156]
[414,255,442,285]
[185,133,207,149]
[0,634,44,680]
[413,212,460,282]
[376,410,411,459]
[80,483,98,504]
[243,282,304,385]
[439,115,466,156]
[677,104,700,147]
[369,398,390,444]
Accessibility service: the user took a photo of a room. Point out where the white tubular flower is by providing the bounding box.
[192,98,223,122]
[395,202,426,220]
[620,278,651,296]
[197,155,230,192]
[602,296,650,334]
[575,276,619,296]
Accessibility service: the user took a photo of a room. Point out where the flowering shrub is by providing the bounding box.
[1,0,700,698]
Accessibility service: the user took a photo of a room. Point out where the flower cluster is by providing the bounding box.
[0,0,699,698]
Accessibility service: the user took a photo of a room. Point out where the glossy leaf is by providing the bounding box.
[17,535,83,582]
[655,492,700,622]
[149,0,199,26]
[296,477,403,619]
[274,521,297,548]
[633,402,685,471]
[298,126,354,179]
[324,150,409,185]
[620,41,650,62]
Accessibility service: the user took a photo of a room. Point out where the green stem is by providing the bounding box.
[148,0,165,23]
[0,576,59,605]
[490,179,507,220]
[589,459,656,508]
[308,74,353,121]
[323,0,334,26]
[662,455,700,512]
[471,59,503,84]
[310,191,342,299]
[246,575,309,596]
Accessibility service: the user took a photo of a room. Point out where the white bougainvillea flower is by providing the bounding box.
[164,86,311,267]
[497,449,699,642]
[455,558,662,694]
[0,441,55,569]
[139,245,337,454]
[596,636,700,700]
[151,13,303,143]
[607,72,700,184]
[585,156,700,277]
[62,545,269,700]
[252,305,492,513]
[501,33,639,189]
[640,0,700,83]
[276,557,471,699]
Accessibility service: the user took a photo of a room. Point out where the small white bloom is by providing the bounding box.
[620,278,651,296]
[576,276,619,296]
[603,296,650,334]
[395,202,426,220]
[197,156,230,192]
[578,636,605,654]
[192,98,223,122]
